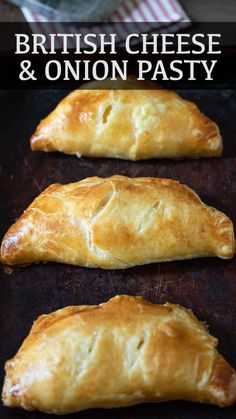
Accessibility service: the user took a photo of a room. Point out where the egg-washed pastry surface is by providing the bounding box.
[2,295,236,414]
[0,176,234,268]
[31,79,222,160]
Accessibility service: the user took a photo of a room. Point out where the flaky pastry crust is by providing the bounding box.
[0,176,234,268]
[2,295,236,413]
[30,79,222,160]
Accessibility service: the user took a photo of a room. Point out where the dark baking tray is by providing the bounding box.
[0,89,235,419]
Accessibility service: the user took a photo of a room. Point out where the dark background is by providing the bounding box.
[0,89,235,418]
[0,1,236,418]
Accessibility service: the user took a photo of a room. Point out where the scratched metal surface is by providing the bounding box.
[0,89,235,419]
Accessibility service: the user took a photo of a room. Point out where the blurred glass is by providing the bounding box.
[6,0,123,21]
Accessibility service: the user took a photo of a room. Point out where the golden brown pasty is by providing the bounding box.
[0,176,234,268]
[2,295,236,413]
[30,79,222,160]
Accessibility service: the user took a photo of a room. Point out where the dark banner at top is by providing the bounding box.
[0,22,236,89]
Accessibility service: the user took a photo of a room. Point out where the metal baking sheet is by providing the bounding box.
[0,89,235,419]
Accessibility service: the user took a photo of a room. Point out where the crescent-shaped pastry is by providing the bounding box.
[0,176,234,268]
[30,79,222,160]
[2,295,236,413]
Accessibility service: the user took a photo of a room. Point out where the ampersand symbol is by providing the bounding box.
[19,60,37,81]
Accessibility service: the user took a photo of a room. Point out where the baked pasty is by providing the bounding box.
[30,79,222,160]
[2,295,236,413]
[0,176,234,268]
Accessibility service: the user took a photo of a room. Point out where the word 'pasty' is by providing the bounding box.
[2,295,236,414]
[0,176,234,268]
[31,79,222,160]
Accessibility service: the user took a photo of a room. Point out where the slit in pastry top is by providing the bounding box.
[30,79,222,160]
[2,295,236,414]
[0,176,234,268]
